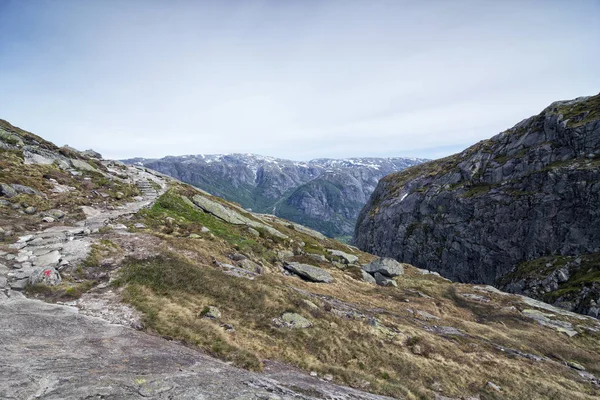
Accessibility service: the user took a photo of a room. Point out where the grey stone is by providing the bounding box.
[567,361,586,371]
[327,249,358,264]
[416,310,440,321]
[247,227,260,237]
[238,259,264,274]
[274,312,312,329]
[10,278,28,290]
[201,306,221,319]
[81,149,102,159]
[373,272,397,287]
[47,209,66,219]
[24,206,36,215]
[284,262,334,283]
[191,194,288,239]
[11,184,42,196]
[361,270,376,284]
[34,250,61,267]
[277,250,294,260]
[307,253,327,263]
[70,159,99,172]
[522,309,578,337]
[0,183,17,198]
[42,216,55,223]
[362,258,404,277]
[29,267,62,286]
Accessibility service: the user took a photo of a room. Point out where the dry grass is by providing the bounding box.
[113,237,600,399]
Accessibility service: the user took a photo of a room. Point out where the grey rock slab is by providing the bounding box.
[191,194,288,239]
[522,309,578,337]
[307,253,327,263]
[284,262,334,283]
[327,249,359,264]
[9,278,28,290]
[373,272,397,287]
[12,184,42,196]
[274,312,312,329]
[0,183,17,198]
[361,270,376,284]
[202,306,221,319]
[70,158,99,173]
[415,310,440,321]
[0,295,394,400]
[362,258,405,277]
[33,250,61,267]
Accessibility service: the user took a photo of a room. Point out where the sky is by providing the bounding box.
[0,0,599,161]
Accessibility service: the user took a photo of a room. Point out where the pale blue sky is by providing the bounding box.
[1,0,599,160]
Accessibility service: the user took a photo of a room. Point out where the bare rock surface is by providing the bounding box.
[0,291,394,400]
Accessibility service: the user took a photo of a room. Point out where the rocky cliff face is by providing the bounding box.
[122,154,427,238]
[355,94,600,316]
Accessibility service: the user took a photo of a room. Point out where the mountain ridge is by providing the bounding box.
[121,153,428,239]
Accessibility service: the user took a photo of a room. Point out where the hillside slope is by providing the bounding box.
[354,94,600,318]
[1,118,600,399]
[122,154,427,239]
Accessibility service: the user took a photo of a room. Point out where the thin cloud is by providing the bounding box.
[0,0,598,160]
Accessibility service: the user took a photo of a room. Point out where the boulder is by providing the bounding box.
[24,206,37,215]
[42,217,55,223]
[284,262,334,283]
[81,149,103,159]
[361,270,377,284]
[0,183,17,198]
[274,312,312,329]
[277,250,294,261]
[11,184,42,196]
[47,209,66,219]
[70,159,99,173]
[307,253,327,263]
[373,272,398,287]
[191,194,288,239]
[34,250,61,267]
[29,267,62,286]
[201,306,221,319]
[327,249,358,264]
[362,258,405,277]
[238,259,264,274]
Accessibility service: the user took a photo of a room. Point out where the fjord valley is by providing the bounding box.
[122,154,427,241]
[1,96,600,399]
[355,93,600,319]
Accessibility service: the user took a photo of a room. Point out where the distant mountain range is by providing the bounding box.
[121,154,427,238]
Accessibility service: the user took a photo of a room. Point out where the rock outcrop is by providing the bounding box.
[355,94,600,316]
[122,154,427,238]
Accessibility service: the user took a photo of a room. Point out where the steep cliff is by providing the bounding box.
[355,94,600,316]
[123,154,426,238]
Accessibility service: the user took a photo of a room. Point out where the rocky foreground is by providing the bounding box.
[1,118,600,399]
[355,94,600,318]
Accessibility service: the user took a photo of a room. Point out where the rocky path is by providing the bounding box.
[0,165,166,294]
